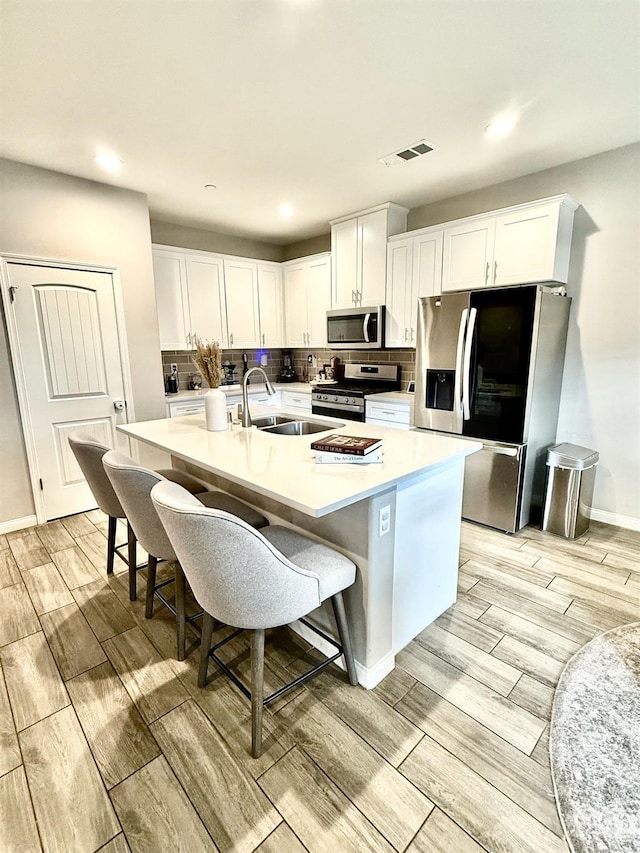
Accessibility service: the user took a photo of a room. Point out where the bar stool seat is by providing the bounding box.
[68,432,206,600]
[151,479,359,759]
[103,450,269,660]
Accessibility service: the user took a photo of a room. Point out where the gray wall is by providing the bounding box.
[407,143,640,525]
[0,158,164,524]
[150,219,283,262]
[282,232,331,261]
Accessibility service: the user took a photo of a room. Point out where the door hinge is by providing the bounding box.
[39,478,43,491]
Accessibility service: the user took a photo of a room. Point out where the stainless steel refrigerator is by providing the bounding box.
[414,284,571,533]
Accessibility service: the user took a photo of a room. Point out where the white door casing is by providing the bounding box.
[1,258,133,522]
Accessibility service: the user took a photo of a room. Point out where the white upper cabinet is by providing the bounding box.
[330,203,408,309]
[442,195,578,292]
[222,259,260,348]
[257,263,284,347]
[154,248,226,350]
[185,254,226,344]
[386,227,443,347]
[283,253,331,348]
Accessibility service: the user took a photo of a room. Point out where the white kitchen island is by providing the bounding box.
[119,411,480,688]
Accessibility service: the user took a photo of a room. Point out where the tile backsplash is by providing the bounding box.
[161,348,416,391]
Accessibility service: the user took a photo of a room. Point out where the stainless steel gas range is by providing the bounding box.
[311,362,401,422]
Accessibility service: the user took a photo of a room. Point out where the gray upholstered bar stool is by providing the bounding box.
[103,450,269,660]
[151,479,359,758]
[68,432,207,600]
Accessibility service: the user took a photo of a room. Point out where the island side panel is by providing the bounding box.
[392,459,464,653]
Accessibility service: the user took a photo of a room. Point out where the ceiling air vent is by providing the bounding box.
[378,139,436,167]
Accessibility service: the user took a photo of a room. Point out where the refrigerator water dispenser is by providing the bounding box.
[426,370,455,411]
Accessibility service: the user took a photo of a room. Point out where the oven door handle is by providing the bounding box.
[363,313,371,343]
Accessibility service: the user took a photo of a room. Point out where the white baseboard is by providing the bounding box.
[0,515,37,535]
[590,508,640,532]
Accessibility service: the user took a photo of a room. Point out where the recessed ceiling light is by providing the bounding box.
[484,114,518,139]
[278,203,294,218]
[204,183,217,190]
[93,152,123,172]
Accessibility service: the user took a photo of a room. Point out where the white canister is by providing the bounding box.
[204,387,228,431]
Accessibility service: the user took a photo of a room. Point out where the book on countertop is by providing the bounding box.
[310,434,382,456]
[315,450,384,464]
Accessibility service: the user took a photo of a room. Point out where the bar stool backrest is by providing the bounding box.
[151,480,322,630]
[68,432,125,519]
[102,450,176,562]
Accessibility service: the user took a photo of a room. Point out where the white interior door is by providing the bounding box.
[4,261,130,521]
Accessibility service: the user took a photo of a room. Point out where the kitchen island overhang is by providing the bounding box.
[119,412,480,688]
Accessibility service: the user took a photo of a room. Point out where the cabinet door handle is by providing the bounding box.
[352,290,356,305]
[262,333,265,346]
[485,262,490,285]
[230,332,234,346]
[494,260,498,282]
[410,328,415,342]
[404,328,408,342]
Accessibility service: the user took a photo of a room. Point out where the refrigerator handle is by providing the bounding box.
[454,308,468,417]
[462,306,478,420]
[363,313,371,343]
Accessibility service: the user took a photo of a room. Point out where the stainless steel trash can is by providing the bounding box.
[542,443,599,538]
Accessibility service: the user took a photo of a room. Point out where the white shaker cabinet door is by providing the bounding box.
[257,263,284,347]
[331,217,358,308]
[283,264,308,347]
[492,202,561,286]
[223,259,260,348]
[306,256,331,347]
[442,218,495,292]
[386,238,413,348]
[185,254,227,346]
[358,208,388,306]
[153,250,191,350]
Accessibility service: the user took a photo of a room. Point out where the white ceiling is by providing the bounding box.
[1,0,639,245]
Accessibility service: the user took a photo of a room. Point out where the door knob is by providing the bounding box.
[113,400,126,411]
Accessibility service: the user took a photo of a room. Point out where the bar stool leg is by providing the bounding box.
[145,555,158,619]
[331,592,358,686]
[175,563,187,661]
[198,612,215,688]
[127,522,137,601]
[106,516,117,575]
[251,629,265,759]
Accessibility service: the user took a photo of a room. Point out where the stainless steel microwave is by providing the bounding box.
[326,305,385,349]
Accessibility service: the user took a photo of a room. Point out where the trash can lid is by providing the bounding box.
[546,443,599,469]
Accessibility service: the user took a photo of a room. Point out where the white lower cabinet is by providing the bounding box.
[282,389,312,414]
[366,399,412,430]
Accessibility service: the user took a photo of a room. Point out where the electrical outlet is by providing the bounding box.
[307,354,317,367]
[378,504,391,536]
[170,362,178,374]
[260,353,268,367]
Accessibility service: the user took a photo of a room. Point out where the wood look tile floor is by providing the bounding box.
[1,512,638,852]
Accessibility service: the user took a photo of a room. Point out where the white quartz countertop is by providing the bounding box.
[165,382,312,402]
[119,409,480,518]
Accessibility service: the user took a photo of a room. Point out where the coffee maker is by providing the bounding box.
[278,350,297,382]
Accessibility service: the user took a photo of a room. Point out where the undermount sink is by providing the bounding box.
[259,419,344,436]
[251,415,297,428]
